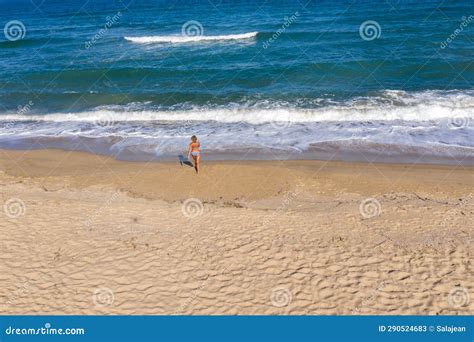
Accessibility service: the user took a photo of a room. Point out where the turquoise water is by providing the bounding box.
[0,0,473,163]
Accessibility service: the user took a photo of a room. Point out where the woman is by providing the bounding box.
[187,135,201,174]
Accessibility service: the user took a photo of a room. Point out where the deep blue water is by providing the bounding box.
[0,0,473,162]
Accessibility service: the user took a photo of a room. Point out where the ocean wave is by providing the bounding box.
[124,32,258,44]
[1,90,473,124]
[0,122,472,164]
[1,90,472,164]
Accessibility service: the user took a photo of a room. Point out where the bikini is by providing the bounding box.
[190,142,200,157]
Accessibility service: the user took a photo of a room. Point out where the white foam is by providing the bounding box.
[1,91,473,162]
[0,91,473,138]
[124,32,258,44]
[1,103,472,124]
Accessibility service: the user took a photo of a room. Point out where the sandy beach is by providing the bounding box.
[0,149,472,315]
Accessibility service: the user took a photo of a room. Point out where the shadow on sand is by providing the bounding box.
[178,155,194,167]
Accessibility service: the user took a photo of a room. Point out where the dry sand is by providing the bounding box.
[0,149,472,315]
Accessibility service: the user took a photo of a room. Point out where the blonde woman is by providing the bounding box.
[187,135,201,174]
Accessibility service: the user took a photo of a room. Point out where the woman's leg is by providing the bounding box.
[192,155,198,173]
[195,154,200,174]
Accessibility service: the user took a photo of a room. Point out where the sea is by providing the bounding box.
[1,0,473,164]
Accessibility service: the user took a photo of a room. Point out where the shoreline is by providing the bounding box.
[0,148,472,314]
[1,148,472,202]
[0,143,473,167]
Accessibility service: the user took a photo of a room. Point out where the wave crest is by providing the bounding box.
[1,90,473,124]
[124,32,258,44]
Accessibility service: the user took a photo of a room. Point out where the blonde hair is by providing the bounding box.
[191,135,197,142]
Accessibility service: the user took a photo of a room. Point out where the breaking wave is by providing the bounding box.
[124,32,258,44]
